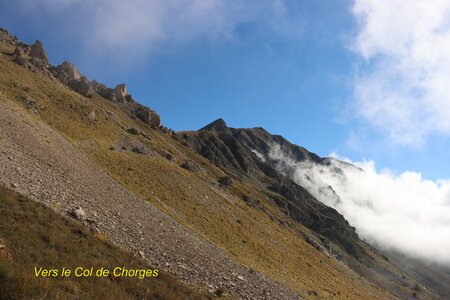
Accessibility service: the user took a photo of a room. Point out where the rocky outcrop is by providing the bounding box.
[113,135,154,156]
[67,76,95,97]
[0,29,162,130]
[134,105,160,129]
[90,82,131,103]
[179,120,367,260]
[28,40,48,64]
[54,62,94,97]
[126,127,140,135]
[53,61,81,84]
[91,81,113,99]
[200,118,228,132]
[113,84,131,103]
[13,47,27,65]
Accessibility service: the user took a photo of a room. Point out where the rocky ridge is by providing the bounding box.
[0,28,161,130]
[178,119,450,299]
[179,119,364,261]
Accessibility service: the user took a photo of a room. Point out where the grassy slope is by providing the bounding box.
[0,51,395,299]
[0,186,212,300]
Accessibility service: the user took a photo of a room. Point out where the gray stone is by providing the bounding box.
[68,77,95,97]
[13,47,27,65]
[91,81,114,100]
[88,111,96,120]
[180,161,201,172]
[135,106,160,129]
[54,61,81,83]
[113,84,130,103]
[28,40,48,64]
[127,127,140,135]
[72,206,86,220]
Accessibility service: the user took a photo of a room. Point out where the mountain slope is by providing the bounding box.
[0,27,442,299]
[0,186,212,300]
[179,119,448,299]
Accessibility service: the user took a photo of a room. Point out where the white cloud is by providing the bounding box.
[351,0,450,145]
[15,0,298,68]
[269,144,450,265]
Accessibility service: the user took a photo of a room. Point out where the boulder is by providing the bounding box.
[25,98,38,114]
[127,127,140,135]
[135,106,160,129]
[13,47,27,65]
[72,206,86,220]
[28,40,48,64]
[91,81,114,100]
[88,111,96,120]
[180,161,201,172]
[113,84,130,103]
[68,77,95,97]
[218,176,233,187]
[114,136,154,156]
[54,61,81,83]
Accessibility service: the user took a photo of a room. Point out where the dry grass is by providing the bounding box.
[0,51,396,299]
[0,186,212,300]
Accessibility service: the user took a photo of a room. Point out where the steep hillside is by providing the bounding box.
[180,119,448,299]
[0,186,212,300]
[0,27,442,299]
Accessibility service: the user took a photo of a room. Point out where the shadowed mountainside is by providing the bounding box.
[179,118,450,299]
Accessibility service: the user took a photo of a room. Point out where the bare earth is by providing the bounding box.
[0,96,301,299]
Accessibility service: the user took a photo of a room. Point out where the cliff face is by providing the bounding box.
[178,119,450,299]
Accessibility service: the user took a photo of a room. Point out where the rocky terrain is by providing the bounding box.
[1,27,448,299]
[179,119,450,299]
[0,28,161,129]
[0,85,300,300]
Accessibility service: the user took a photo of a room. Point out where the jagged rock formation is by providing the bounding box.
[53,61,81,83]
[0,28,162,132]
[179,119,365,259]
[134,106,160,128]
[29,40,48,64]
[67,76,95,97]
[113,83,129,102]
[13,47,27,65]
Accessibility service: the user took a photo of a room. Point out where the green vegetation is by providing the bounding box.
[0,186,212,300]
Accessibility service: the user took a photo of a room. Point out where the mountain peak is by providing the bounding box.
[199,118,228,131]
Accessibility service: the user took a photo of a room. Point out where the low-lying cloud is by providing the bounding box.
[269,144,450,265]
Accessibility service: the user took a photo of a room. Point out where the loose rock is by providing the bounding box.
[72,206,86,220]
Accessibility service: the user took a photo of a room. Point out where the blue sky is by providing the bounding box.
[2,0,450,180]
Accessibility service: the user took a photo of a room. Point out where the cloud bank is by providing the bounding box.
[351,0,450,145]
[269,144,450,265]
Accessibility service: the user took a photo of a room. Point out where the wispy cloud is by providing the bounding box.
[351,0,450,146]
[268,144,450,265]
[14,0,301,68]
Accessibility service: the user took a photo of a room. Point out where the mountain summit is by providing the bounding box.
[199,118,228,131]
